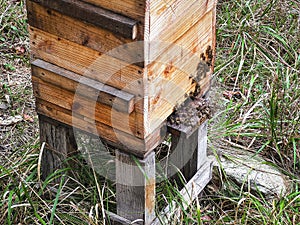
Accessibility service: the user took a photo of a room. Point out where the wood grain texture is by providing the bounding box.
[116,150,156,224]
[147,10,214,81]
[148,0,215,58]
[81,0,146,21]
[29,27,144,96]
[36,99,164,157]
[146,10,214,133]
[28,0,138,39]
[27,1,141,62]
[32,59,135,114]
[39,115,78,181]
[32,76,144,138]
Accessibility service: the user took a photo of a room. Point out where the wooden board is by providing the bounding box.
[32,59,135,114]
[32,76,145,138]
[152,160,212,225]
[147,10,214,81]
[148,0,215,61]
[81,0,146,22]
[28,0,138,39]
[29,27,144,96]
[147,10,214,133]
[36,99,165,157]
[26,1,143,64]
[116,151,156,224]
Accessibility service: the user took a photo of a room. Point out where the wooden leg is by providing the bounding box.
[39,115,77,181]
[169,121,208,184]
[116,150,156,225]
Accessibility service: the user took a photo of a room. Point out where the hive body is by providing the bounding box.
[27,0,216,157]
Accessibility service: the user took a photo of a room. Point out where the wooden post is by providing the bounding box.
[167,121,208,185]
[116,151,156,225]
[39,115,78,181]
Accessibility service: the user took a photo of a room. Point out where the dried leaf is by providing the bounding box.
[23,114,34,123]
[223,90,242,100]
[15,46,26,55]
[201,215,212,221]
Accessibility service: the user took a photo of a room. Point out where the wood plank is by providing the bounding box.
[148,0,215,61]
[146,10,214,133]
[106,211,132,225]
[148,70,196,132]
[32,76,145,138]
[147,10,214,81]
[27,1,141,63]
[116,150,156,224]
[28,0,138,39]
[32,59,135,114]
[29,27,144,96]
[81,0,146,21]
[36,100,164,157]
[211,5,217,70]
[151,160,213,225]
[148,77,211,135]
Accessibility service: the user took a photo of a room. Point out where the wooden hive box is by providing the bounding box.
[27,0,217,157]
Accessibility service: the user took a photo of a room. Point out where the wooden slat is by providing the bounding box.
[147,10,214,81]
[27,1,139,62]
[28,0,138,39]
[29,27,144,96]
[81,0,146,21]
[152,160,212,225]
[148,76,211,134]
[36,99,165,157]
[148,0,215,61]
[32,76,145,138]
[31,59,135,114]
[211,4,218,70]
[146,10,214,133]
[106,211,132,225]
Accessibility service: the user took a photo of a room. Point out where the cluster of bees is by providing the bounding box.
[168,98,210,128]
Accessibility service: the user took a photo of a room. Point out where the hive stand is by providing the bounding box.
[26,0,217,224]
[38,107,212,225]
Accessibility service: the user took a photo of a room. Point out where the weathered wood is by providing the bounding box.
[39,115,78,181]
[36,99,165,158]
[29,27,144,96]
[147,10,214,81]
[211,3,218,70]
[146,10,214,133]
[106,211,132,225]
[81,0,146,21]
[151,160,213,225]
[32,76,145,138]
[26,1,144,65]
[32,59,135,114]
[116,151,156,225]
[148,0,215,60]
[28,0,138,39]
[167,121,209,183]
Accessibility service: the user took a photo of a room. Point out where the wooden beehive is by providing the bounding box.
[27,0,216,157]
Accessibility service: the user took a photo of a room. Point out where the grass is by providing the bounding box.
[1,0,300,224]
